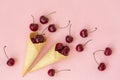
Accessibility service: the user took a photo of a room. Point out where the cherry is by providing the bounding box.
[104,47,112,56]
[3,46,15,66]
[35,34,45,43]
[76,39,92,52]
[29,15,39,31]
[55,43,64,51]
[48,68,70,77]
[80,27,97,38]
[48,69,55,77]
[47,20,70,33]
[40,16,49,24]
[48,24,57,32]
[66,35,73,43]
[31,38,37,43]
[98,63,106,71]
[40,12,56,24]
[7,58,15,66]
[55,43,70,56]
[76,44,84,52]
[65,24,73,43]
[60,46,70,56]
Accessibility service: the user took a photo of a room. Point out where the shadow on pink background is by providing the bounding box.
[0,0,120,80]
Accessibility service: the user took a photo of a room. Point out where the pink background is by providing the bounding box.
[0,0,120,80]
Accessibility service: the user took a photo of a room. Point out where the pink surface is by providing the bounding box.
[0,0,120,80]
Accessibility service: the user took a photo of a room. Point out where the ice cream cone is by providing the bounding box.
[29,45,67,73]
[22,32,46,77]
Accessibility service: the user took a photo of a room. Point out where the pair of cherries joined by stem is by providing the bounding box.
[3,46,15,66]
[55,43,70,56]
[29,12,56,32]
[48,68,71,77]
[93,47,112,71]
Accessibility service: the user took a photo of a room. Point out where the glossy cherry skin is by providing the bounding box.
[55,43,64,51]
[60,46,70,56]
[48,69,55,77]
[104,47,112,56]
[98,63,106,71]
[7,58,15,66]
[76,44,84,52]
[31,38,37,43]
[29,23,39,31]
[35,35,45,43]
[66,35,73,43]
[80,29,88,38]
[48,24,57,32]
[40,16,49,24]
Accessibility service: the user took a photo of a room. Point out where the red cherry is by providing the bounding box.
[104,47,112,56]
[48,69,55,77]
[30,24,38,31]
[80,29,88,38]
[60,46,70,56]
[76,44,84,52]
[65,24,73,43]
[40,16,49,24]
[66,35,73,43]
[35,34,45,43]
[48,68,70,77]
[29,15,39,31]
[40,12,56,24]
[31,38,37,43]
[76,39,92,52]
[48,24,57,32]
[7,58,15,66]
[3,46,15,66]
[98,63,106,71]
[80,27,97,38]
[55,43,64,51]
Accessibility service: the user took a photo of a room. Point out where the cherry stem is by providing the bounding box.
[83,39,92,47]
[89,27,97,33]
[31,15,35,23]
[93,50,105,65]
[41,26,48,35]
[46,11,56,16]
[69,24,72,36]
[3,46,9,59]
[56,69,71,73]
[58,20,71,29]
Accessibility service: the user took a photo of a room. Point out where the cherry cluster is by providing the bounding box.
[28,12,113,77]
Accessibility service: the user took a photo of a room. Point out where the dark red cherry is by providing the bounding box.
[48,69,55,77]
[80,29,88,38]
[55,43,64,51]
[7,58,15,66]
[35,35,45,43]
[60,46,70,56]
[31,38,37,43]
[104,47,112,56]
[30,24,39,31]
[80,27,97,38]
[48,24,57,32]
[76,44,84,52]
[66,35,73,43]
[48,68,70,77]
[3,46,15,66]
[98,63,106,71]
[40,16,49,24]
